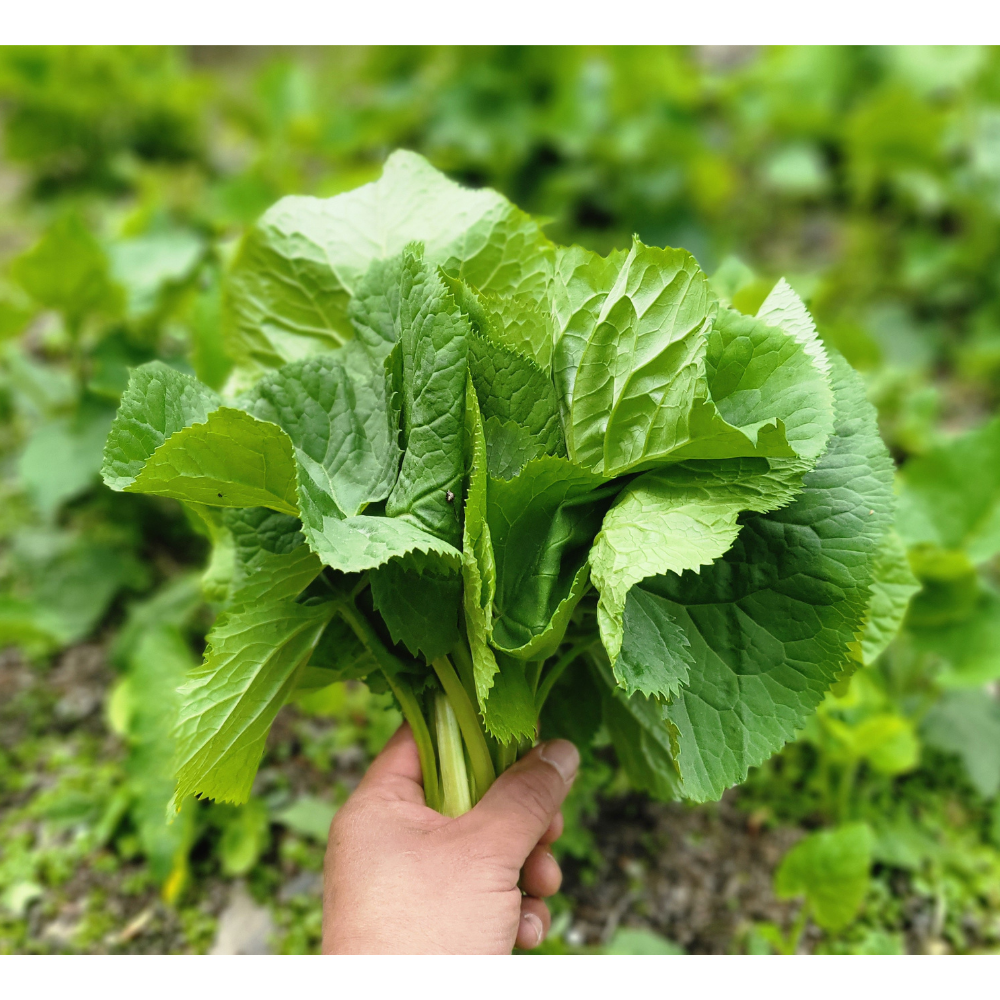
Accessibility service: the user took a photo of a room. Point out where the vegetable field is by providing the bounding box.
[2,45,1000,955]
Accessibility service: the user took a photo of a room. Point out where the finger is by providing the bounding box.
[355,722,426,805]
[516,897,551,951]
[520,844,562,898]
[540,811,564,845]
[464,740,579,861]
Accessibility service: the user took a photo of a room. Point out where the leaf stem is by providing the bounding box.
[449,638,477,706]
[434,692,472,817]
[431,656,496,799]
[525,659,544,694]
[535,639,597,714]
[336,600,440,811]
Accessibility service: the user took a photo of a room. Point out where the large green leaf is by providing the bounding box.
[487,455,610,657]
[224,150,551,371]
[591,456,809,665]
[102,361,221,491]
[638,353,893,801]
[241,351,399,518]
[555,239,713,475]
[172,599,336,805]
[126,407,300,514]
[896,416,1000,564]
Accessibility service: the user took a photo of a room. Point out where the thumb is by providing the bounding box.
[355,722,427,806]
[462,740,579,862]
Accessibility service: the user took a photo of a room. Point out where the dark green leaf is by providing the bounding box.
[370,554,462,662]
[643,353,894,801]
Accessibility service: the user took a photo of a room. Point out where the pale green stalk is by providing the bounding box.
[435,692,472,817]
[431,655,496,800]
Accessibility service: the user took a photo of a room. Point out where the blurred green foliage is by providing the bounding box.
[2,44,1000,954]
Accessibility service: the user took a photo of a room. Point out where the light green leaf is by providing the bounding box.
[125,624,199,884]
[860,529,920,665]
[225,149,551,370]
[672,307,833,462]
[102,361,221,491]
[173,599,336,805]
[127,407,300,514]
[615,587,693,701]
[755,277,831,382]
[217,799,270,876]
[557,239,713,475]
[487,455,610,657]
[922,689,1000,798]
[896,416,1000,563]
[605,928,684,955]
[184,503,236,603]
[642,353,894,802]
[775,823,874,932]
[299,500,462,576]
[551,244,629,424]
[591,457,809,665]
[481,653,537,745]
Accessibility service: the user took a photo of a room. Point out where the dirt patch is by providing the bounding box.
[561,792,803,953]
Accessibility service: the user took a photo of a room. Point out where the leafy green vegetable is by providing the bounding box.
[100,151,891,814]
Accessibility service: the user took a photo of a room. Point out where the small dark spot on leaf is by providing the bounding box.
[218,493,223,498]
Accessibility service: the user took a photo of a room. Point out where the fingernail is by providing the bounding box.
[538,740,579,784]
[522,911,544,948]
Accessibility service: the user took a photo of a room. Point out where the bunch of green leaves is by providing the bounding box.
[100,150,895,813]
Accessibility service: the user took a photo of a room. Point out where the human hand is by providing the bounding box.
[322,723,579,954]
